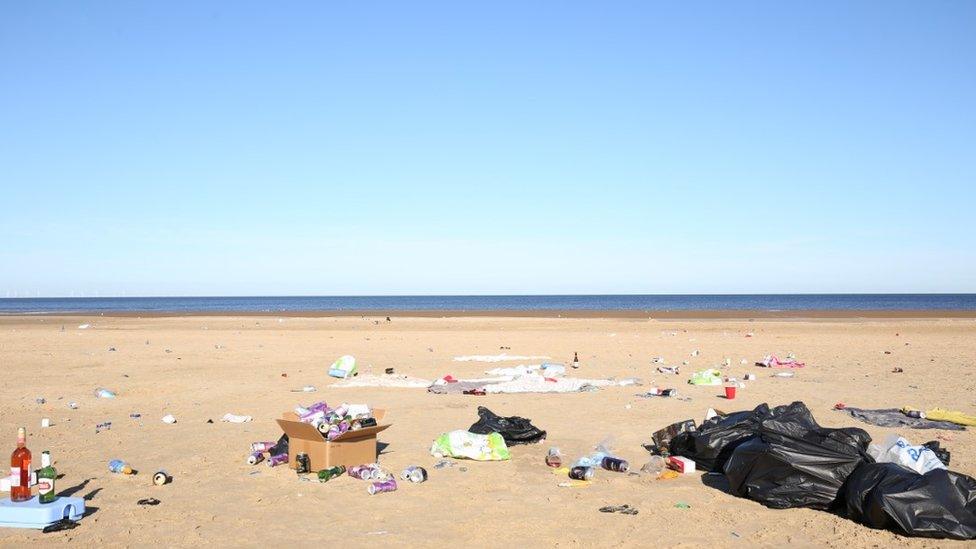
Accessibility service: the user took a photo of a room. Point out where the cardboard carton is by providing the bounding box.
[275,409,390,471]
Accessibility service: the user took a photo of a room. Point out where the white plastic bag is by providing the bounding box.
[868,434,946,475]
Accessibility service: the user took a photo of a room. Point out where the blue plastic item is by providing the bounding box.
[0,496,86,529]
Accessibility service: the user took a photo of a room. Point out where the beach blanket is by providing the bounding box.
[428,374,638,394]
[428,379,511,394]
[453,354,551,363]
[485,363,566,377]
[331,373,433,389]
[757,355,805,368]
[836,407,965,431]
[485,375,639,394]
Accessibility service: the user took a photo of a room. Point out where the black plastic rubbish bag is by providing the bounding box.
[468,406,546,445]
[668,403,771,472]
[844,462,976,540]
[724,401,871,510]
[269,434,289,456]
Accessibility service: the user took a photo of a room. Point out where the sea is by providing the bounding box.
[0,294,974,314]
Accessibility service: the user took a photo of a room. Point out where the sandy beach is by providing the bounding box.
[1,313,974,547]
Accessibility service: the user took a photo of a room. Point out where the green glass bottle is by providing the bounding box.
[317,465,346,482]
[37,451,57,504]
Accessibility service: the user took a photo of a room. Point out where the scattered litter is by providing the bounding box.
[332,373,432,389]
[108,347,116,352]
[636,388,677,398]
[152,471,171,486]
[42,519,80,533]
[95,421,112,433]
[771,372,795,378]
[667,456,696,474]
[328,355,358,379]
[221,413,253,423]
[599,504,638,515]
[129,413,142,419]
[453,353,550,363]
[108,460,134,474]
[161,414,177,424]
[430,431,511,461]
[868,434,946,474]
[93,388,117,399]
[757,355,805,368]
[35,397,46,404]
[674,502,691,509]
[657,366,679,375]
[290,385,318,392]
[137,498,160,506]
[891,367,904,373]
[68,402,78,410]
[77,324,90,329]
[40,418,51,428]
[691,350,700,357]
[688,369,723,386]
[400,466,427,483]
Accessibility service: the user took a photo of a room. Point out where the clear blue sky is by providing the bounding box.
[2,2,974,296]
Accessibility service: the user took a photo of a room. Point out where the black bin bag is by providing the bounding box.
[844,462,976,540]
[668,403,771,472]
[724,401,871,510]
[468,406,546,445]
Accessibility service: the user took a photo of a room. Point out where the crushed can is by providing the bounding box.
[400,466,427,483]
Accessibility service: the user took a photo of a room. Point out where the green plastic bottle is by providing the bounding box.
[37,451,57,504]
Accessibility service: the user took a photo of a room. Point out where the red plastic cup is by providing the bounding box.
[725,385,736,399]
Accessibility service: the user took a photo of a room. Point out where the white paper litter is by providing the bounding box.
[331,373,433,389]
[453,353,551,363]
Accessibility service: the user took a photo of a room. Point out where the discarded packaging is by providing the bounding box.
[276,407,390,470]
[430,431,511,461]
[221,413,252,424]
[667,456,696,474]
[108,460,134,474]
[328,355,358,379]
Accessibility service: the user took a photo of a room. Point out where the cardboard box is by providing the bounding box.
[275,409,390,471]
[667,455,696,474]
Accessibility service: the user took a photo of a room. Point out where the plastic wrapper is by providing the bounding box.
[429,430,511,461]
